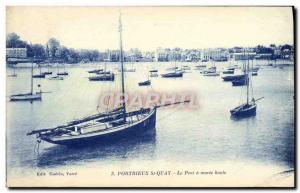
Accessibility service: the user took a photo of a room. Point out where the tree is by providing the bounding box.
[31,44,46,59]
[6,33,27,48]
[47,38,60,59]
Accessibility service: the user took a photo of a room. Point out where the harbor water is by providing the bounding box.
[6,60,294,185]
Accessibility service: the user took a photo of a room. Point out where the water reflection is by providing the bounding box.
[36,128,156,168]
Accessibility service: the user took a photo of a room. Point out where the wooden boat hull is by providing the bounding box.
[203,72,220,76]
[222,70,234,74]
[89,74,115,81]
[10,93,42,101]
[43,72,53,75]
[57,72,68,76]
[150,74,158,77]
[32,74,46,78]
[232,78,247,86]
[138,80,151,86]
[40,108,156,146]
[230,103,256,118]
[49,76,64,80]
[161,72,183,78]
[88,69,103,73]
[222,74,245,82]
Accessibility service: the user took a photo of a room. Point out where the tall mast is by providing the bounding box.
[31,62,33,95]
[246,49,249,104]
[119,12,126,121]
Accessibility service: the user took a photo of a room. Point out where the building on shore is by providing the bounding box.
[6,48,27,58]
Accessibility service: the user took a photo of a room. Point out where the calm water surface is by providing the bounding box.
[6,61,294,174]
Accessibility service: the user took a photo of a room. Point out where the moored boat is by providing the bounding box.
[10,63,42,101]
[88,69,103,73]
[88,73,115,81]
[138,80,151,86]
[222,74,245,82]
[57,72,68,76]
[49,75,64,80]
[230,50,263,118]
[10,92,42,101]
[161,71,183,78]
[232,77,247,86]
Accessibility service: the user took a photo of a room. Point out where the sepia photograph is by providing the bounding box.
[5,6,295,188]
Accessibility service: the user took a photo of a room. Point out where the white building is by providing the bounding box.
[6,48,27,58]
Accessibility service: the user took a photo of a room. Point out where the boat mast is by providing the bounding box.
[246,49,249,104]
[31,62,33,95]
[119,12,126,122]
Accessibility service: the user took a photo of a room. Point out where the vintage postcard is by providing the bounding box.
[6,6,295,188]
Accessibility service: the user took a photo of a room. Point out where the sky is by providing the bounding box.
[6,6,294,51]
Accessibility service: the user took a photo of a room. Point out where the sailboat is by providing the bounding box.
[232,52,249,86]
[27,13,171,146]
[161,70,183,78]
[43,64,53,75]
[10,62,42,101]
[88,60,114,81]
[119,62,136,72]
[161,60,183,78]
[49,63,64,80]
[149,69,158,77]
[230,50,263,118]
[88,61,104,73]
[57,63,68,76]
[138,72,151,86]
[202,60,220,76]
[32,64,46,78]
[149,62,158,77]
[8,65,17,77]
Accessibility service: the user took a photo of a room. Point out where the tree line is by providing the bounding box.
[6,33,101,63]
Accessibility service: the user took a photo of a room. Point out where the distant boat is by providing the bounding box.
[161,71,183,78]
[88,69,103,73]
[138,80,151,86]
[222,65,235,74]
[252,67,259,72]
[43,64,53,75]
[230,50,263,118]
[49,75,64,80]
[150,74,158,77]
[232,77,247,86]
[33,64,46,78]
[89,60,115,81]
[56,63,68,76]
[10,63,42,101]
[88,73,115,81]
[149,63,158,77]
[222,74,245,82]
[203,72,220,76]
[57,72,68,76]
[149,69,158,73]
[119,62,136,72]
[202,62,219,76]
[118,67,136,72]
[96,71,112,75]
[222,70,234,74]
[8,65,17,77]
[32,74,46,78]
[194,64,206,70]
[166,66,178,71]
[181,65,191,70]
